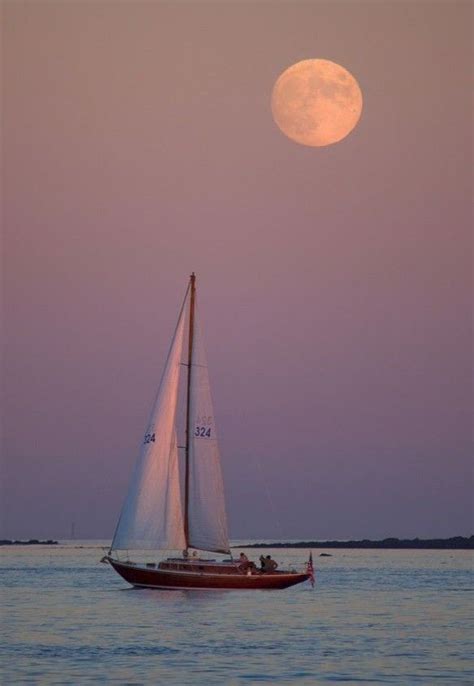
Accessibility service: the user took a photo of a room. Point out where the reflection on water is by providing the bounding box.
[1,543,472,684]
[122,585,231,606]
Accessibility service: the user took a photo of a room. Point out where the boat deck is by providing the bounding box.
[160,559,244,575]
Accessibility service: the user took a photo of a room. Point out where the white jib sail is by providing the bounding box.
[111,296,188,552]
[187,305,230,554]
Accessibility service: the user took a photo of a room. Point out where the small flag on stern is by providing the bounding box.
[306,552,315,587]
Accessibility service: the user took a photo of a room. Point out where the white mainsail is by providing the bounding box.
[110,295,188,551]
[187,306,230,554]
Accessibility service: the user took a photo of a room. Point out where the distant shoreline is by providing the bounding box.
[1,536,472,549]
[238,536,473,550]
[0,539,58,546]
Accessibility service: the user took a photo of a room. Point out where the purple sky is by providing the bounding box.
[2,1,472,541]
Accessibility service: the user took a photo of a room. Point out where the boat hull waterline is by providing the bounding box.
[108,558,310,590]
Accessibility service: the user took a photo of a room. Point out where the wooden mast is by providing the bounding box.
[184,272,196,551]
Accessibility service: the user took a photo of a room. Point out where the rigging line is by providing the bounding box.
[144,280,191,435]
[109,280,191,555]
[240,407,284,541]
[252,446,284,542]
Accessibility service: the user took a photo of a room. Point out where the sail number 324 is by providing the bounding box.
[195,426,212,438]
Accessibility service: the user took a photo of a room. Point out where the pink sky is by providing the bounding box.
[2,1,472,540]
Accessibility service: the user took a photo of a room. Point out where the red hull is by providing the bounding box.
[108,558,310,590]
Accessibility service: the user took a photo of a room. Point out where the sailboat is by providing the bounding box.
[104,273,311,590]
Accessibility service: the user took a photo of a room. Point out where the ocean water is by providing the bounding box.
[1,542,472,685]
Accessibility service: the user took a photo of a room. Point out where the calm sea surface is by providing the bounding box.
[1,542,472,685]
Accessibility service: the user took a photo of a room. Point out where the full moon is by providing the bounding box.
[271,59,363,147]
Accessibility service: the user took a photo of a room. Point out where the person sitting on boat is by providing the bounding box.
[262,555,278,573]
[238,552,256,573]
